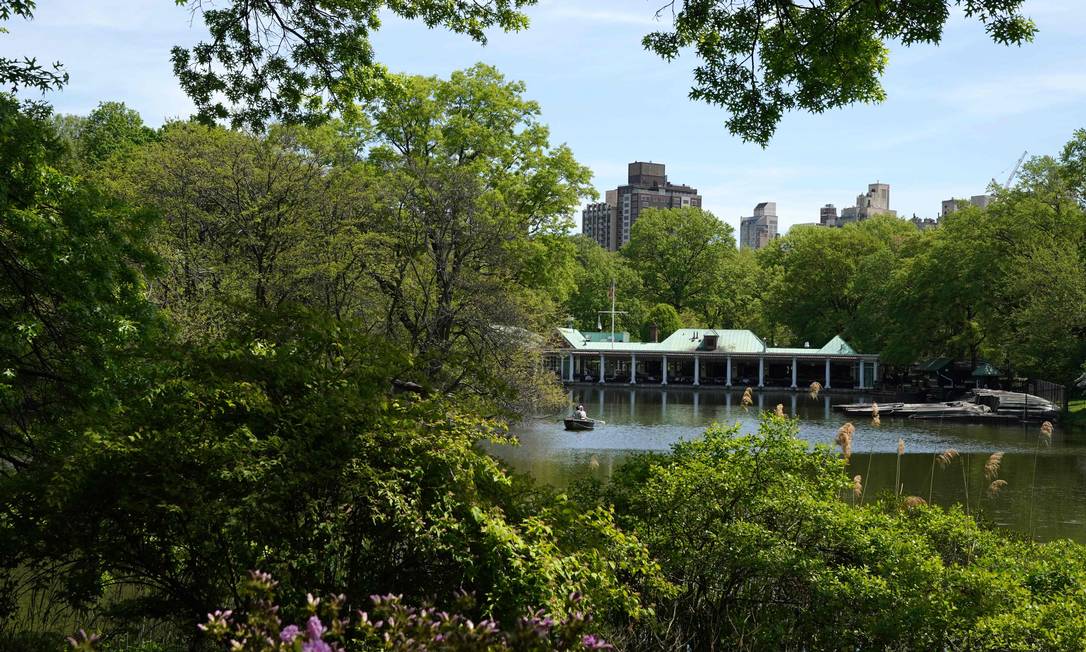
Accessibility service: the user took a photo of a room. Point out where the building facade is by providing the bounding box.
[839,183,897,225]
[941,194,993,217]
[819,203,838,227]
[739,201,778,249]
[581,161,702,251]
[545,328,879,390]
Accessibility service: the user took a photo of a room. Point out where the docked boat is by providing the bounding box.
[564,418,596,431]
[834,390,1060,423]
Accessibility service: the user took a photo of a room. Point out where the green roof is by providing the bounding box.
[972,362,1001,377]
[554,328,870,357]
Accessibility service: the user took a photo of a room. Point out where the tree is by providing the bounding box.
[759,216,917,351]
[621,207,735,314]
[642,303,682,342]
[74,101,157,166]
[643,0,1036,145]
[0,2,67,93]
[358,64,593,401]
[5,312,654,643]
[0,94,160,474]
[171,0,536,130]
[563,236,643,334]
[105,121,380,340]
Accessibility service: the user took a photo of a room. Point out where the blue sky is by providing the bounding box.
[4,0,1086,234]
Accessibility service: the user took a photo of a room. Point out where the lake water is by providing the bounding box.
[485,387,1086,542]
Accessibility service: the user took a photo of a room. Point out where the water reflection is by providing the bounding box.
[486,387,1086,542]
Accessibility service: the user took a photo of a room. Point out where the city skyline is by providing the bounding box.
[5,0,1086,236]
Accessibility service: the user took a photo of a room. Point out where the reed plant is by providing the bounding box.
[895,439,904,496]
[929,448,959,504]
[808,381,822,399]
[741,387,753,409]
[1029,421,1054,539]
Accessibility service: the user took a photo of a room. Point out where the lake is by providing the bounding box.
[485,387,1086,542]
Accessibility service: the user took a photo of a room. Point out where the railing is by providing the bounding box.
[1021,379,1067,410]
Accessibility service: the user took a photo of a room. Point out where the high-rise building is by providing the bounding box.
[740,202,778,249]
[819,203,838,227]
[941,194,993,217]
[839,182,897,225]
[580,162,702,251]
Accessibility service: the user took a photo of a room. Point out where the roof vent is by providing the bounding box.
[804,341,810,348]
[700,334,719,351]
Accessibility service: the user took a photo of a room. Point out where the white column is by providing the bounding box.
[693,356,700,386]
[661,355,668,385]
[629,354,636,385]
[726,356,732,387]
[758,357,765,388]
[568,353,575,382]
[859,359,865,389]
[599,354,605,385]
[791,356,797,389]
[873,359,879,386]
[825,358,831,389]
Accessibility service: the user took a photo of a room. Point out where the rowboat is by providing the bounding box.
[564,418,596,431]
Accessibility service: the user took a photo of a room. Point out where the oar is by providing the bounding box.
[589,418,606,425]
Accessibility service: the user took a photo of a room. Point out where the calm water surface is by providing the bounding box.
[484,387,1086,542]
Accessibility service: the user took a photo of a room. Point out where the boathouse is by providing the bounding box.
[545,328,879,389]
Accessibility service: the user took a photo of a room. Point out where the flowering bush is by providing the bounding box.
[193,571,612,651]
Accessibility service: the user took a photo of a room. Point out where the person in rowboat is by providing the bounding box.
[574,404,588,420]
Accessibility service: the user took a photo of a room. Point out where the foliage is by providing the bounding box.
[0,94,161,474]
[68,102,158,168]
[642,0,1036,145]
[563,236,643,335]
[575,413,1086,651]
[172,0,536,130]
[640,304,681,343]
[188,570,615,651]
[4,311,654,644]
[620,207,735,314]
[357,64,593,400]
[0,1,67,93]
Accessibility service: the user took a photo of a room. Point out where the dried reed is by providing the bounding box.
[903,496,927,509]
[929,448,959,504]
[871,402,881,427]
[775,403,785,418]
[835,423,855,460]
[987,479,1008,498]
[809,381,822,399]
[895,438,905,496]
[852,474,863,502]
[1040,421,1053,446]
[984,452,1004,481]
[741,387,753,409]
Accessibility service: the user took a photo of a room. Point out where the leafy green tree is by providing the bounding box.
[172,0,536,130]
[577,413,1086,650]
[106,121,379,340]
[759,216,917,351]
[5,312,654,643]
[643,0,1036,145]
[621,207,735,314]
[642,303,682,342]
[73,101,157,166]
[0,94,160,473]
[0,2,67,92]
[358,64,593,400]
[564,236,643,334]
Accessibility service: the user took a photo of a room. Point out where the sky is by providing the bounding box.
[4,0,1086,235]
